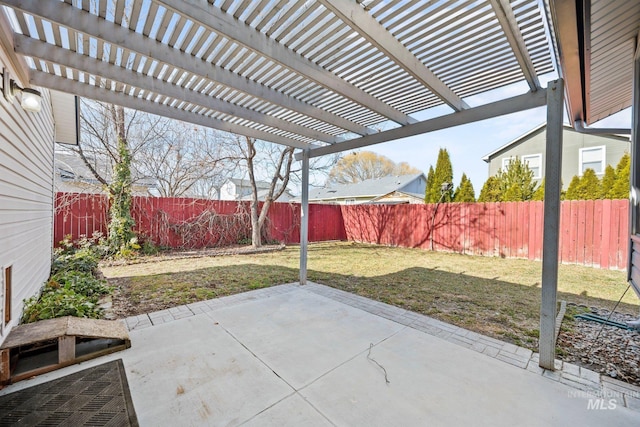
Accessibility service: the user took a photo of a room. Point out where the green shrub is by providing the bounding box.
[24,234,113,324]
[140,239,160,255]
[51,248,99,275]
[48,270,111,297]
[21,288,103,324]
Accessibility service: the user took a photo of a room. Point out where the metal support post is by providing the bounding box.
[299,149,310,285]
[539,79,564,370]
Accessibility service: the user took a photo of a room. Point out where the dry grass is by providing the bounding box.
[102,242,639,348]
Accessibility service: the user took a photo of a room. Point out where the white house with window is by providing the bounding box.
[482,124,629,189]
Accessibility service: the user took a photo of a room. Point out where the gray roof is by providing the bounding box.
[228,178,272,190]
[309,174,424,201]
[55,149,156,187]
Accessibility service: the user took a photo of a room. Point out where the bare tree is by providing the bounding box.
[77,100,239,199]
[135,123,236,198]
[232,136,337,247]
[237,136,294,247]
[328,151,421,184]
[76,99,171,189]
[73,101,162,251]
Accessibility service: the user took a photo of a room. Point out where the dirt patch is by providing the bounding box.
[101,244,285,267]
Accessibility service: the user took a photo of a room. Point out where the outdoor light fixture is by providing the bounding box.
[1,67,42,113]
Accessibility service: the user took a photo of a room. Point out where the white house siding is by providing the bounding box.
[0,56,55,343]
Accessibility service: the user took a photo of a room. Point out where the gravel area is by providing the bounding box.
[558,305,640,386]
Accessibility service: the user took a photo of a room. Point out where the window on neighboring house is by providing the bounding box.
[522,154,542,179]
[501,154,543,179]
[501,157,511,170]
[580,146,606,174]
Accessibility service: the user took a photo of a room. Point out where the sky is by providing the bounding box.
[354,77,633,193]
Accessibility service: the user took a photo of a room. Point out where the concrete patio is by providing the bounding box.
[2,282,639,426]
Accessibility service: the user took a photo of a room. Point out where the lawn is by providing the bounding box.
[102,242,639,349]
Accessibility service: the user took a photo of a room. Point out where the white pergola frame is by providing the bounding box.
[0,0,635,372]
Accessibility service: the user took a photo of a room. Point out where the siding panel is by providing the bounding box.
[0,53,54,343]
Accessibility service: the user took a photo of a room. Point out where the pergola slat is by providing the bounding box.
[1,0,558,150]
[153,0,415,125]
[5,0,371,139]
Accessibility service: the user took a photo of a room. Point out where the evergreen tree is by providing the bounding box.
[477,157,537,202]
[425,165,435,203]
[496,157,537,201]
[610,153,630,199]
[431,148,454,202]
[600,165,616,199]
[581,169,601,199]
[565,175,581,200]
[531,179,545,201]
[503,183,524,201]
[565,169,600,200]
[453,173,476,202]
[478,176,502,202]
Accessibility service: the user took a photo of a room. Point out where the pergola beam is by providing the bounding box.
[488,0,540,92]
[30,71,314,150]
[15,35,336,145]
[550,0,584,124]
[297,90,547,160]
[2,0,371,137]
[318,0,468,112]
[155,0,416,126]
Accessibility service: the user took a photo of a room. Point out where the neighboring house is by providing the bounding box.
[55,149,157,196]
[482,124,630,189]
[307,173,427,205]
[219,178,294,202]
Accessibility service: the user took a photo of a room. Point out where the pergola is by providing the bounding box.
[1,0,638,371]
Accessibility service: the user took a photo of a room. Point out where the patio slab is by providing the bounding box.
[2,283,639,426]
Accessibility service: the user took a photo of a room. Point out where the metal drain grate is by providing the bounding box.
[0,360,138,427]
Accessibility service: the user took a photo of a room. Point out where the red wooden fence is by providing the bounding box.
[54,193,629,269]
[339,199,629,270]
[54,193,346,248]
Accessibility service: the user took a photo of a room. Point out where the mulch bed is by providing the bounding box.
[558,305,640,386]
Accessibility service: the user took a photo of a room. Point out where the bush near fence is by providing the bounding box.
[54,193,628,270]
